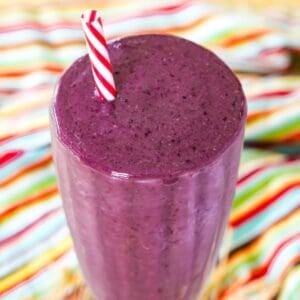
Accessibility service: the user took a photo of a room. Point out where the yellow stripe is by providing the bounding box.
[0,236,72,294]
[246,102,300,132]
[232,173,300,221]
[0,117,48,139]
[238,154,284,179]
[0,89,52,116]
[278,264,300,300]
[229,209,300,266]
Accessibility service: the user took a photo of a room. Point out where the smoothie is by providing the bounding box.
[51,34,246,300]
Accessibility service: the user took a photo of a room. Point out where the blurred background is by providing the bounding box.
[0,0,300,299]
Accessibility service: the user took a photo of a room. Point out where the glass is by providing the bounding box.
[50,87,245,300]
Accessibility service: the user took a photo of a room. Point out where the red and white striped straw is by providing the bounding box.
[81,10,116,101]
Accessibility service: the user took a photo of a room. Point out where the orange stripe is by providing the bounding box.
[246,233,300,282]
[0,135,16,143]
[220,210,300,296]
[0,155,52,188]
[0,65,64,78]
[0,186,58,222]
[107,15,212,41]
[230,181,300,227]
[279,254,300,280]
[229,208,300,262]
[220,30,271,48]
[169,15,212,34]
[0,39,85,52]
[0,14,212,52]
[0,245,71,297]
[0,208,61,249]
[0,126,48,145]
[221,254,300,298]
[247,109,275,122]
[282,131,300,142]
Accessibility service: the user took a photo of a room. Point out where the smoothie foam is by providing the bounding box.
[55,34,245,178]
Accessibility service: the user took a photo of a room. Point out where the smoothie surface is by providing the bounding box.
[54,34,246,177]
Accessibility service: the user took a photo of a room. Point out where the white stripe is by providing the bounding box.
[0,225,68,278]
[105,3,216,38]
[278,266,300,300]
[81,21,110,62]
[92,70,115,101]
[267,237,300,280]
[0,209,64,266]
[0,130,50,151]
[81,10,102,23]
[81,15,115,99]
[0,72,58,90]
[0,200,61,241]
[3,250,77,300]
[86,44,115,87]
[91,19,106,38]
[246,106,300,138]
[82,11,91,23]
[0,164,55,208]
[0,44,85,66]
[0,28,82,46]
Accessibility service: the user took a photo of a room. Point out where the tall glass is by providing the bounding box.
[50,102,245,300]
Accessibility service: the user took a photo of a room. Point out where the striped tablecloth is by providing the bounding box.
[1,1,300,299]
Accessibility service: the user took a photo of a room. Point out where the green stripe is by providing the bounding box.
[225,218,299,286]
[202,22,254,45]
[0,48,85,67]
[240,148,279,164]
[234,164,300,209]
[1,176,57,209]
[247,112,300,141]
[279,266,300,300]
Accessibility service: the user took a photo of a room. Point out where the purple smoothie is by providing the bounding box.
[51,34,246,300]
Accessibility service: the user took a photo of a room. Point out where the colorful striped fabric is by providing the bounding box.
[240,75,300,147]
[0,1,300,299]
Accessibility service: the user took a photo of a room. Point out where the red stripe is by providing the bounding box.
[0,208,61,248]
[221,233,300,297]
[85,35,112,72]
[237,165,268,186]
[0,154,52,188]
[97,16,103,26]
[0,150,23,167]
[237,158,296,185]
[95,85,105,100]
[0,2,190,34]
[0,89,17,95]
[83,20,116,98]
[122,1,191,20]
[0,22,80,33]
[0,83,52,96]
[92,65,116,97]
[0,135,16,143]
[259,47,287,57]
[248,89,296,100]
[157,2,189,12]
[0,126,48,147]
[89,10,97,22]
[0,247,70,297]
[246,233,300,282]
[87,22,109,51]
[283,131,300,142]
[0,187,57,219]
[231,182,300,227]
[0,2,189,34]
